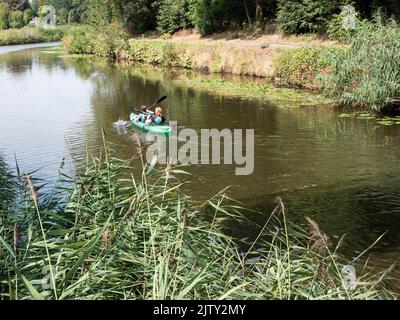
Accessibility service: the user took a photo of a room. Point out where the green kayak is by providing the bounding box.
[130,112,171,137]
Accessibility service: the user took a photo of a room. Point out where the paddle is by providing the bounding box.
[132,95,184,128]
[133,95,170,124]
[132,96,167,113]
[148,95,167,112]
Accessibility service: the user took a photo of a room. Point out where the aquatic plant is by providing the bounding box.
[321,17,400,112]
[0,143,397,300]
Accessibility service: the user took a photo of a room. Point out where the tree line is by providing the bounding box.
[0,0,33,29]
[2,0,400,35]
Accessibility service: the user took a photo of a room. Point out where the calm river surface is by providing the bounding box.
[1,45,400,272]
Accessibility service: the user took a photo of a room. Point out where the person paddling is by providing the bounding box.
[146,107,165,125]
[134,105,149,123]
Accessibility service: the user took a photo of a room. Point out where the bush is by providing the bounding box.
[277,0,339,35]
[321,18,400,111]
[65,27,96,54]
[92,23,130,59]
[64,24,129,59]
[23,8,33,26]
[274,47,335,90]
[56,8,69,25]
[0,3,10,30]
[9,11,24,29]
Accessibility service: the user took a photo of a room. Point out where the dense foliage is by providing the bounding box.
[63,24,129,59]
[274,47,334,90]
[0,0,33,29]
[0,149,397,300]
[1,0,29,11]
[321,18,400,112]
[0,3,10,29]
[2,0,400,36]
[277,0,340,34]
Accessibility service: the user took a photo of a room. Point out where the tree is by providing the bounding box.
[23,7,32,24]
[277,0,339,34]
[193,0,249,35]
[155,0,196,34]
[0,3,10,29]
[1,0,29,11]
[84,0,113,26]
[106,0,157,34]
[9,10,23,28]
[56,7,68,24]
[30,0,38,14]
[256,0,263,27]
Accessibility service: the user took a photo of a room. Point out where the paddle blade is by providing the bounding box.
[156,95,167,105]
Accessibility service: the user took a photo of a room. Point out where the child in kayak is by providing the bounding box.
[146,107,165,125]
[135,105,148,122]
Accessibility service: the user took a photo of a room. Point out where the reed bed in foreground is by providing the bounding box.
[0,146,397,300]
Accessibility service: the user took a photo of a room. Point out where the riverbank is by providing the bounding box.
[62,20,400,113]
[0,146,397,300]
[61,25,336,107]
[63,25,339,83]
[0,26,71,46]
[82,58,331,107]
[0,42,61,55]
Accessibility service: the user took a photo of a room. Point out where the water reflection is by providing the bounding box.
[1,46,400,271]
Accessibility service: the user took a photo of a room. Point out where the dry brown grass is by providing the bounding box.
[130,29,339,78]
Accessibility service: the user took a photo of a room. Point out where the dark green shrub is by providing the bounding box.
[106,0,157,35]
[193,0,248,35]
[277,0,339,35]
[0,3,10,30]
[84,0,113,27]
[9,10,24,29]
[155,0,195,35]
[327,14,350,40]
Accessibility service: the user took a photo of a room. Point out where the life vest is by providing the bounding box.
[148,113,165,124]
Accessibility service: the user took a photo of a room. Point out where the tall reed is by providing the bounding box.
[321,17,400,112]
[0,148,397,300]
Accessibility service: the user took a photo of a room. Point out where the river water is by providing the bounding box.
[1,45,400,273]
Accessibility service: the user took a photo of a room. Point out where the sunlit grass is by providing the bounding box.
[321,17,400,112]
[0,144,397,300]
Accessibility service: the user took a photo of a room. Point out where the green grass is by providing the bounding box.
[321,17,400,112]
[338,112,400,126]
[0,26,69,46]
[0,143,397,300]
[116,62,332,107]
